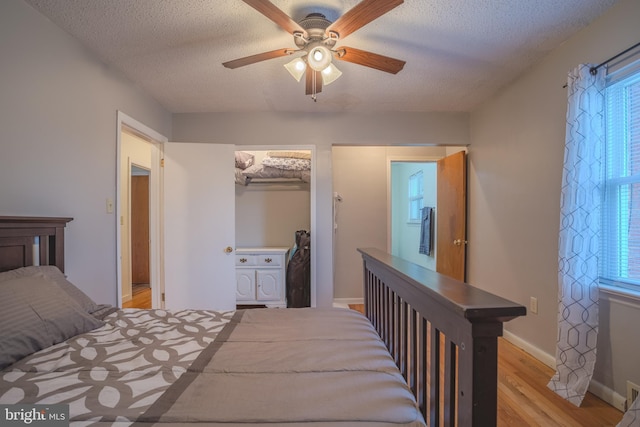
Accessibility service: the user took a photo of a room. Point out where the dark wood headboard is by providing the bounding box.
[0,216,73,273]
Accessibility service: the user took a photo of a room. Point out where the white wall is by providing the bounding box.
[236,186,311,247]
[0,0,171,305]
[468,0,640,407]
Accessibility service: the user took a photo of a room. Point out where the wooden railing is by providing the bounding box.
[358,248,526,427]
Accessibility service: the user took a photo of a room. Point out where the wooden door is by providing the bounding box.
[131,175,150,284]
[163,142,236,310]
[436,151,467,281]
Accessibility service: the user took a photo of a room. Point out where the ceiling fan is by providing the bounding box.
[222,0,406,100]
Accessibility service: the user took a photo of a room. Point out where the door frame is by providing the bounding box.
[116,111,167,309]
[239,144,317,307]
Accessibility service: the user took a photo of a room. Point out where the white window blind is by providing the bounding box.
[602,62,640,291]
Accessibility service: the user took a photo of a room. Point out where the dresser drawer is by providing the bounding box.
[235,254,257,266]
[258,255,282,267]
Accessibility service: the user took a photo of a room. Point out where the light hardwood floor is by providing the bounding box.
[122,284,151,309]
[348,303,623,426]
[497,338,622,426]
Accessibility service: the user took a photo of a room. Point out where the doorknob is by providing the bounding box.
[224,246,233,253]
[453,239,467,246]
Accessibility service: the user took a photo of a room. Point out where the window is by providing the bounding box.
[408,171,424,223]
[602,62,640,293]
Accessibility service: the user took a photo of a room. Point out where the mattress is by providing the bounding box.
[0,307,426,426]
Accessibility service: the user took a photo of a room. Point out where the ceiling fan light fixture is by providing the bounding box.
[321,63,342,85]
[223,0,406,98]
[284,57,307,82]
[307,45,332,71]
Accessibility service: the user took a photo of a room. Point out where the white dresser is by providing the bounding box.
[235,247,289,308]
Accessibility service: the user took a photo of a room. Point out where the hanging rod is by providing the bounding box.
[590,40,640,75]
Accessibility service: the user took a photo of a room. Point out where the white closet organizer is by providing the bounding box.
[235,247,289,308]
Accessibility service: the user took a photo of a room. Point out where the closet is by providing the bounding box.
[234,150,312,308]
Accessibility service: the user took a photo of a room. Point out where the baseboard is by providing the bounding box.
[588,379,627,412]
[502,330,626,412]
[333,297,364,306]
[502,330,555,369]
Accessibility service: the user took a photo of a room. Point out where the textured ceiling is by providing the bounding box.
[24,0,619,113]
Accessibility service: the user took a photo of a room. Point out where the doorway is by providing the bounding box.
[390,161,437,271]
[127,166,151,308]
[116,111,166,309]
[388,150,467,281]
[119,132,152,308]
[233,147,315,307]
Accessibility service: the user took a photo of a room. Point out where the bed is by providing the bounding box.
[0,216,526,426]
[0,216,426,426]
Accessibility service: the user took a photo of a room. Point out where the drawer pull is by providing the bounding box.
[264,258,272,263]
[240,258,247,263]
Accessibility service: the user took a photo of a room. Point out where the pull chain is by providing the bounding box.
[312,71,317,102]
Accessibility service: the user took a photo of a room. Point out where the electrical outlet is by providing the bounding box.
[530,297,538,314]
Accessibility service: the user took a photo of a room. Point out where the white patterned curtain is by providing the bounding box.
[618,395,640,427]
[547,64,605,406]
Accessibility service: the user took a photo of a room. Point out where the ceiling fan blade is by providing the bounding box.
[222,48,292,69]
[326,0,403,39]
[242,0,306,36]
[305,70,322,96]
[336,46,405,74]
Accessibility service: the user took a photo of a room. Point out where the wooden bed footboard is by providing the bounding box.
[358,248,526,427]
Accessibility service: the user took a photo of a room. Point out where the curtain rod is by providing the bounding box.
[589,40,640,75]
[562,41,640,87]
